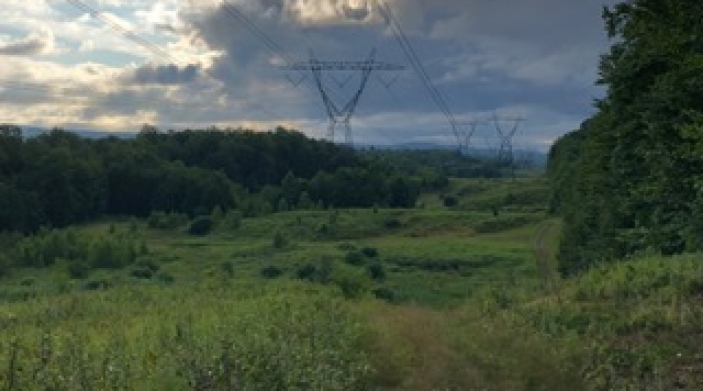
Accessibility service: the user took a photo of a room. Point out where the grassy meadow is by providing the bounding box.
[1,177,702,390]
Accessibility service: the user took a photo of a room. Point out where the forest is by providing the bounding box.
[0,126,461,234]
[548,0,703,275]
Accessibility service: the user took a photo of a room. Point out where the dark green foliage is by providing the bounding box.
[272,230,288,249]
[334,271,368,300]
[0,127,370,232]
[296,263,318,282]
[130,267,154,280]
[366,262,386,281]
[296,259,335,284]
[220,261,235,278]
[9,228,140,271]
[298,191,313,209]
[549,0,703,275]
[474,215,536,234]
[261,266,283,279]
[0,254,10,278]
[90,238,137,269]
[156,272,175,284]
[361,247,379,258]
[372,287,396,302]
[148,211,189,230]
[68,262,90,279]
[388,177,418,208]
[316,223,330,237]
[344,250,366,266]
[135,256,160,273]
[384,218,402,229]
[188,216,213,236]
[442,195,458,208]
[358,148,527,179]
[224,210,242,230]
[83,279,110,291]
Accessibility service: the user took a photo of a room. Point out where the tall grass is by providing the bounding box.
[0,283,371,390]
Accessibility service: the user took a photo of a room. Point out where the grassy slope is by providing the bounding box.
[2,177,701,390]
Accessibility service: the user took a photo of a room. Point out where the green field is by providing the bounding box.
[2,177,702,390]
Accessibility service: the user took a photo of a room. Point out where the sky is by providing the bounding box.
[0,0,618,150]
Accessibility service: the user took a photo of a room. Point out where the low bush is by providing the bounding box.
[261,266,283,279]
[345,250,366,266]
[188,216,214,236]
[130,267,154,280]
[366,262,387,281]
[67,261,90,279]
[361,246,379,258]
[220,261,235,278]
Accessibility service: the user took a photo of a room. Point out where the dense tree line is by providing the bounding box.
[360,149,518,181]
[549,0,703,275]
[0,125,423,233]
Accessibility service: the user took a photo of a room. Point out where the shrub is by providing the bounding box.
[132,258,160,280]
[335,270,369,300]
[384,218,402,229]
[443,195,458,208]
[90,238,137,270]
[361,246,379,258]
[261,266,283,279]
[224,210,242,231]
[317,258,334,284]
[148,211,188,230]
[211,205,225,222]
[272,230,288,249]
[156,272,175,284]
[188,216,213,236]
[220,261,235,278]
[373,287,396,302]
[130,267,154,280]
[83,279,110,291]
[129,217,140,233]
[68,261,90,279]
[147,211,167,229]
[0,254,10,278]
[345,250,365,266]
[366,262,386,281]
[296,263,318,281]
[316,223,330,237]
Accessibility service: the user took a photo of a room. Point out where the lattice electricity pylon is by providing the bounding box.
[456,120,488,156]
[492,115,525,168]
[285,49,404,145]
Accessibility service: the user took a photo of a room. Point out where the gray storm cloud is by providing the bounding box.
[0,30,54,56]
[126,64,201,85]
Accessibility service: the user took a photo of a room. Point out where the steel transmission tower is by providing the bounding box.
[286,49,404,145]
[456,120,489,156]
[492,115,525,172]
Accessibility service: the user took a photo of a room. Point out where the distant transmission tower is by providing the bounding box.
[286,49,404,145]
[492,115,525,173]
[456,120,488,156]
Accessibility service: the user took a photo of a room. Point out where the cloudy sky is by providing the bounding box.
[0,0,617,150]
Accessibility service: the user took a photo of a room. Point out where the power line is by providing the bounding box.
[377,0,460,147]
[60,0,288,124]
[220,1,297,66]
[65,0,182,65]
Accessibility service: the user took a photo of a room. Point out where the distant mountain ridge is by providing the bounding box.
[19,126,135,139]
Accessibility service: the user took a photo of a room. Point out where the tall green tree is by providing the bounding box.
[552,0,703,275]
